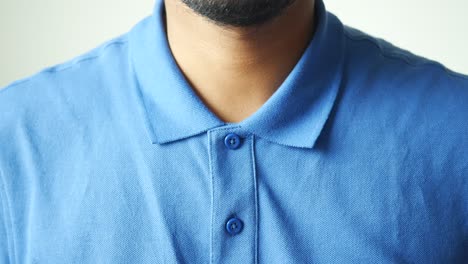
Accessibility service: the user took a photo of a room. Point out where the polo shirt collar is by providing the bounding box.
[128,0,345,149]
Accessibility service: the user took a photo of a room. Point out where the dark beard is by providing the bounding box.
[180,0,297,27]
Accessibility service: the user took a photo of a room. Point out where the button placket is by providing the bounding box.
[208,127,258,264]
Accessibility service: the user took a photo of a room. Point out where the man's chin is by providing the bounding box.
[180,0,297,27]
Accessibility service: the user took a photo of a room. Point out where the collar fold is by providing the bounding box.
[129,0,345,149]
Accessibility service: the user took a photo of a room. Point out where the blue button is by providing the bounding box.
[225,217,243,235]
[224,133,241,149]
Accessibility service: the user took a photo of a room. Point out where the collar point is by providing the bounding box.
[253,133,318,149]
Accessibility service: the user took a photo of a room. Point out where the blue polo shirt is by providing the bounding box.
[1,0,467,263]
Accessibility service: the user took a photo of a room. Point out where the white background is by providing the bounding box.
[0,0,467,88]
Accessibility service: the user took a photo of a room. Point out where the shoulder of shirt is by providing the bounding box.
[341,24,468,108]
[0,32,131,126]
[0,33,130,103]
[340,25,468,160]
[342,24,468,80]
[0,32,134,167]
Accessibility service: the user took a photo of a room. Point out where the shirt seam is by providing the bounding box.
[250,134,259,264]
[343,30,468,81]
[0,167,16,264]
[0,37,129,95]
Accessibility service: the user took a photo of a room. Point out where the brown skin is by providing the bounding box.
[164,0,316,123]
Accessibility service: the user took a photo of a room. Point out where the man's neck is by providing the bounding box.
[164,0,316,123]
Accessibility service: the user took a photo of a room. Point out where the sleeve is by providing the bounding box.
[0,169,12,263]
